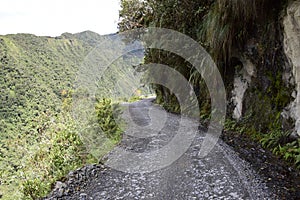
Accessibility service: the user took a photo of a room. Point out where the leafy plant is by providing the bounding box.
[277,139,300,169]
[260,129,291,149]
[224,119,238,131]
[95,98,123,142]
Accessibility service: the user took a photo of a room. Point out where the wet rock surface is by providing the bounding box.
[45,99,296,199]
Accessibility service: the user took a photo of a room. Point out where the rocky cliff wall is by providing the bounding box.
[228,0,300,138]
[283,0,300,137]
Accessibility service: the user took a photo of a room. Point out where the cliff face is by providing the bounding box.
[220,0,300,138]
[283,0,300,136]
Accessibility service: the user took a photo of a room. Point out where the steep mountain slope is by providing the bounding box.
[1,33,84,135]
[0,31,119,199]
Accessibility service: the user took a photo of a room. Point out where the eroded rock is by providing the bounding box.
[283,0,300,136]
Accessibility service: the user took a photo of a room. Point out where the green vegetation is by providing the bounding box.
[0,32,126,199]
[200,0,257,63]
[21,112,92,199]
[224,117,300,169]
[277,139,300,167]
[95,98,123,142]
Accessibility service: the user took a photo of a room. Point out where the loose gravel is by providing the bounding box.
[45,99,298,199]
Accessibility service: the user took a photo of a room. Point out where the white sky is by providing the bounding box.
[0,0,121,36]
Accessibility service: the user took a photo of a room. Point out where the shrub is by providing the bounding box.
[20,113,88,199]
[95,98,123,142]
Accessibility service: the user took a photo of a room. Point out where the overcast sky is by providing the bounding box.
[0,0,120,36]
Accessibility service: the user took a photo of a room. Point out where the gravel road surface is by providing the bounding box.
[46,99,275,199]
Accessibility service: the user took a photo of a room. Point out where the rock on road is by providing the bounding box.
[47,99,275,200]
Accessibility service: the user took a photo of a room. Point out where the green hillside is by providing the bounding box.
[1,33,84,134]
[0,31,128,199]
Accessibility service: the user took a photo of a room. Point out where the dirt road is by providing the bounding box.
[46,99,274,199]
